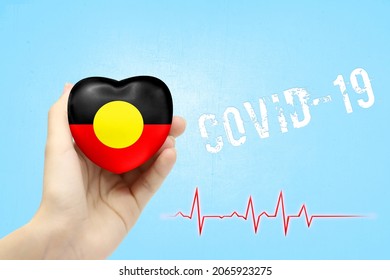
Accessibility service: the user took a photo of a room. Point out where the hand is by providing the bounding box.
[0,84,186,259]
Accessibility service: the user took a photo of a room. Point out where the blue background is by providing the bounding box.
[1,0,389,259]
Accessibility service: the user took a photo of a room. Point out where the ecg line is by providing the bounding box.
[172,188,365,235]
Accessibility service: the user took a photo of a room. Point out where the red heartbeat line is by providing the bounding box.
[172,188,365,235]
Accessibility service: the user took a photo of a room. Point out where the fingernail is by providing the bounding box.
[60,83,71,97]
[169,136,176,147]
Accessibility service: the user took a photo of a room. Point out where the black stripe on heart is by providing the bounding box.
[68,76,173,125]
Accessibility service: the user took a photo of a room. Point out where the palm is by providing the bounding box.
[73,153,137,259]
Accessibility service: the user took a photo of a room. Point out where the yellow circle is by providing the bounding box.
[93,101,144,149]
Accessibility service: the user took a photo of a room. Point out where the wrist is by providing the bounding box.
[0,222,50,260]
[0,213,82,260]
[27,211,82,259]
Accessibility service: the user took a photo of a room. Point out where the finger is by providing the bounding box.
[46,84,74,156]
[140,116,186,167]
[120,135,175,185]
[170,116,186,138]
[146,116,185,160]
[129,147,176,211]
[122,116,185,181]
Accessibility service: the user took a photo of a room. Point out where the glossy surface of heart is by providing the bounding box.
[68,76,173,174]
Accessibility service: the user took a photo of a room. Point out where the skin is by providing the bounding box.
[0,84,186,259]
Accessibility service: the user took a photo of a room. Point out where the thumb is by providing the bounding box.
[45,84,74,156]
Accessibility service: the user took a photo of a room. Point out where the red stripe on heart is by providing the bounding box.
[70,124,171,174]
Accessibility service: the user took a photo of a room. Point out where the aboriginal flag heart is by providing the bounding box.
[68,76,173,174]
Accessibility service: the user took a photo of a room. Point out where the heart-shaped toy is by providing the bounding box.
[68,76,173,174]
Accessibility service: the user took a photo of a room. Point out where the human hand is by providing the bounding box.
[0,84,186,259]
